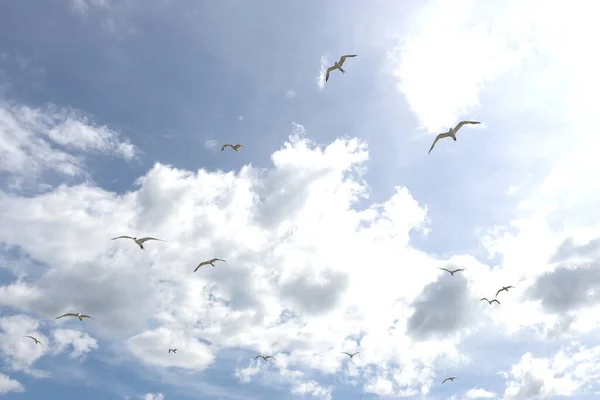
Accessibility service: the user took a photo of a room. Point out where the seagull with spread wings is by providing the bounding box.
[111,236,166,250]
[194,258,226,272]
[428,120,481,154]
[168,348,177,354]
[255,355,276,361]
[442,377,457,384]
[221,144,244,152]
[495,286,515,297]
[439,267,465,276]
[23,335,45,351]
[55,313,92,321]
[341,351,360,358]
[480,297,500,305]
[325,54,357,82]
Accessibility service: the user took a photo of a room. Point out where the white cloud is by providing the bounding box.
[0,314,48,375]
[142,393,164,400]
[465,387,497,399]
[291,380,332,400]
[0,373,23,394]
[503,343,600,399]
[51,329,98,359]
[0,103,137,183]
[238,115,244,121]
[285,90,296,99]
[203,139,219,152]
[316,55,329,91]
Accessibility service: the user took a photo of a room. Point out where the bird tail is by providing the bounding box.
[340,67,346,73]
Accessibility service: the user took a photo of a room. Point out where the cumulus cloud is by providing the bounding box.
[465,387,496,399]
[0,373,23,394]
[0,103,137,183]
[51,329,98,359]
[203,139,219,152]
[142,393,164,400]
[285,90,296,99]
[0,314,48,375]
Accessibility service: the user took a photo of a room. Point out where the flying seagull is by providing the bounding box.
[442,377,457,384]
[255,355,276,361]
[23,335,45,351]
[111,236,166,250]
[194,258,226,272]
[495,286,515,297]
[480,298,500,305]
[168,349,177,354]
[439,267,465,276]
[325,54,358,82]
[55,313,92,321]
[221,144,244,152]
[341,352,360,358]
[428,120,481,154]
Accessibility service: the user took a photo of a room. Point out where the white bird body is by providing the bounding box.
[111,236,165,250]
[428,120,481,154]
[55,312,92,321]
[325,54,357,82]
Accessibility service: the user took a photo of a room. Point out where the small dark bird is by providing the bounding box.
[194,258,226,272]
[111,236,166,250]
[221,144,244,152]
[439,268,465,276]
[325,54,358,82]
[480,298,500,305]
[168,349,177,354]
[55,313,92,321]
[495,286,515,297]
[255,355,276,361]
[23,335,45,351]
[428,121,481,154]
[442,377,457,384]
[341,352,360,358]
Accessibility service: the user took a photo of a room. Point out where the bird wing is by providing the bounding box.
[55,313,77,319]
[112,236,135,240]
[194,261,210,271]
[325,66,336,82]
[235,144,244,149]
[492,299,500,304]
[453,120,480,132]
[352,352,360,356]
[23,335,38,342]
[137,237,163,243]
[428,133,448,154]
[80,314,92,319]
[442,378,449,383]
[221,144,231,151]
[255,355,262,359]
[439,268,451,273]
[480,298,489,302]
[211,258,226,263]
[452,269,465,273]
[339,54,357,65]
[495,288,504,297]
[507,286,515,289]
[341,352,351,356]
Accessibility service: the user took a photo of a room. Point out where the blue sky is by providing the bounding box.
[1,0,600,399]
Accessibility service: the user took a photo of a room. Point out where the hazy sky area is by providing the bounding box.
[0,0,599,399]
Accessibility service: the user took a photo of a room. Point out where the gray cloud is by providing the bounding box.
[279,269,349,315]
[406,271,476,340]
[528,262,600,313]
[548,236,600,264]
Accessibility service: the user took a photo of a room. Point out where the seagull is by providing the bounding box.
[341,352,360,358]
[23,335,45,351]
[194,258,226,272]
[55,313,92,321]
[480,298,500,305]
[221,144,244,152]
[111,236,166,250]
[495,286,515,297]
[439,267,465,276]
[168,349,177,354]
[255,355,276,361]
[442,377,457,384]
[325,54,358,82]
[428,120,481,154]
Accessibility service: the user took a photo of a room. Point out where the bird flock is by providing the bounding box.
[18,52,511,395]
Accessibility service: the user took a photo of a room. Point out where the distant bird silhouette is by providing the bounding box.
[55,313,92,321]
[439,267,465,276]
[221,144,244,152]
[480,298,500,305]
[111,236,166,250]
[442,377,457,384]
[194,258,226,272]
[23,335,45,351]
[255,355,276,361]
[325,54,357,82]
[168,349,177,354]
[495,286,515,297]
[341,352,360,358]
[428,120,481,154]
